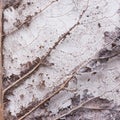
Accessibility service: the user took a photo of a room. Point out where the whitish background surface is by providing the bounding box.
[3,0,120,119]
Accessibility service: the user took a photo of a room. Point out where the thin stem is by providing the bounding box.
[3,16,81,94]
[0,0,4,120]
[53,96,99,120]
[3,61,42,94]
[18,57,91,120]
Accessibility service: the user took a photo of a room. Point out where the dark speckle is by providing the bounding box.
[92,72,97,75]
[96,6,99,9]
[87,78,90,81]
[98,23,101,28]
[111,43,116,48]
[27,2,31,5]
[104,31,110,37]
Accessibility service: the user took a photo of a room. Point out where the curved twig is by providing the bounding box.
[18,55,92,120]
[3,2,89,94]
[3,20,80,94]
[0,1,4,120]
[3,1,89,119]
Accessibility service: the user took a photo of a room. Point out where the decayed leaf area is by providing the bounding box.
[1,0,120,120]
